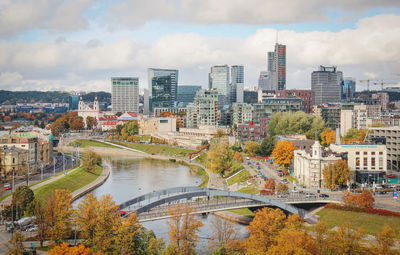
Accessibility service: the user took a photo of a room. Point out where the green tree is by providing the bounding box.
[256,136,274,156]
[322,160,350,189]
[86,116,96,130]
[11,186,34,217]
[82,149,101,173]
[244,141,259,156]
[6,231,24,255]
[207,139,233,175]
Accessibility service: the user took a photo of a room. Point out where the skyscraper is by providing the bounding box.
[111,77,139,113]
[267,52,275,71]
[209,65,230,106]
[342,78,356,100]
[186,89,219,128]
[177,85,202,106]
[311,65,343,105]
[274,43,286,90]
[147,68,179,112]
[68,94,79,110]
[258,71,276,90]
[230,65,244,103]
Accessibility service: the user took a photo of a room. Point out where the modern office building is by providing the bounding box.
[252,98,303,124]
[177,85,202,107]
[209,65,230,106]
[230,65,244,103]
[312,65,343,105]
[372,93,389,110]
[68,94,79,111]
[111,77,139,113]
[186,89,219,128]
[367,126,400,171]
[267,52,275,72]
[274,43,286,90]
[258,71,276,90]
[147,68,179,113]
[342,78,356,100]
[276,89,315,113]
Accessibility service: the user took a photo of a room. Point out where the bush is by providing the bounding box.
[82,150,101,173]
[343,190,374,208]
[324,203,400,218]
[260,190,274,196]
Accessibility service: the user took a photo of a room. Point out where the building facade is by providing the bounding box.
[312,65,343,105]
[177,85,202,107]
[342,78,356,100]
[111,77,139,113]
[186,90,219,128]
[147,68,178,112]
[237,117,268,142]
[252,98,303,124]
[68,94,79,111]
[138,116,177,136]
[367,127,400,171]
[209,65,230,106]
[276,89,315,113]
[0,146,29,176]
[230,65,244,103]
[372,93,389,110]
[232,103,253,127]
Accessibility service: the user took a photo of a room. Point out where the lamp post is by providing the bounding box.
[53,156,56,176]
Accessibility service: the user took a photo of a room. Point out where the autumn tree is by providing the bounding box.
[70,116,84,131]
[276,183,289,194]
[323,160,350,189]
[369,225,398,255]
[46,189,73,244]
[233,151,243,162]
[256,136,274,156]
[120,120,139,136]
[214,129,226,138]
[6,231,24,255]
[74,193,99,244]
[323,223,366,254]
[344,190,375,208]
[342,128,367,144]
[272,141,296,172]
[4,116,11,122]
[244,141,259,156]
[11,185,34,216]
[207,139,233,175]
[86,116,97,130]
[209,216,237,251]
[34,199,48,247]
[265,229,319,255]
[320,128,336,147]
[11,123,20,130]
[82,149,101,173]
[167,204,204,255]
[264,179,275,192]
[48,242,91,255]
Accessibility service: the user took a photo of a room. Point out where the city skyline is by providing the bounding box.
[0,1,399,92]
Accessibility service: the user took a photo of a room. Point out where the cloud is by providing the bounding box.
[0,0,95,37]
[0,14,399,91]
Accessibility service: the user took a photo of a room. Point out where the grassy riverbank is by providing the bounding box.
[228,208,255,218]
[317,208,400,237]
[69,139,119,149]
[227,169,250,186]
[111,141,196,157]
[34,164,103,202]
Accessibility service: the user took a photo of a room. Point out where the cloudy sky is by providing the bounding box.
[0,0,400,93]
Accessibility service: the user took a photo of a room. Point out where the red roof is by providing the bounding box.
[126,112,138,117]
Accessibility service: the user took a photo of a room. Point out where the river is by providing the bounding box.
[74,156,248,254]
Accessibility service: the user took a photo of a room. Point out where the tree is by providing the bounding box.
[272,141,296,171]
[6,231,24,255]
[4,116,11,122]
[256,136,274,156]
[74,193,99,244]
[342,128,367,144]
[207,139,233,175]
[233,151,243,162]
[34,199,48,247]
[323,223,366,254]
[11,123,20,130]
[265,229,319,255]
[244,141,259,156]
[48,242,91,255]
[264,179,275,192]
[322,160,350,189]
[86,116,96,130]
[12,186,34,217]
[276,183,289,194]
[369,225,397,255]
[344,190,375,208]
[320,128,336,147]
[214,129,226,138]
[167,204,204,255]
[121,120,139,136]
[70,116,84,131]
[209,216,237,251]
[47,189,73,244]
[82,149,101,173]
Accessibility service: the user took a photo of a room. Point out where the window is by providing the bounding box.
[371,152,375,155]
[379,152,383,155]
[356,152,360,155]
[371,158,375,168]
[379,158,383,167]
[363,152,367,155]
[12,158,15,164]
[356,157,360,167]
[363,158,368,167]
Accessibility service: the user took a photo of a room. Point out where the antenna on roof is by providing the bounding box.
[276,30,279,44]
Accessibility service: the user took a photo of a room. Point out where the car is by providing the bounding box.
[278,172,283,177]
[305,193,317,198]
[246,157,250,160]
[290,190,299,194]
[319,193,329,198]
[375,184,383,189]
[257,166,261,170]
[4,187,11,191]
[378,190,387,194]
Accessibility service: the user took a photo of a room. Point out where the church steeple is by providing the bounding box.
[312,140,322,158]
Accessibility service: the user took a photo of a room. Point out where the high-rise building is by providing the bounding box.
[274,44,286,90]
[68,94,79,111]
[111,77,139,113]
[342,78,356,100]
[267,52,275,72]
[209,65,230,106]
[177,85,202,107]
[258,71,276,90]
[148,68,179,112]
[276,90,315,113]
[230,65,244,103]
[311,65,343,105]
[186,89,219,128]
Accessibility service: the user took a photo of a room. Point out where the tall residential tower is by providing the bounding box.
[231,65,244,103]
[111,77,139,113]
[209,65,230,106]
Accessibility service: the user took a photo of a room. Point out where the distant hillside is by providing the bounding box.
[0,90,111,105]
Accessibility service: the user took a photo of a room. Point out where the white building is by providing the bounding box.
[294,141,342,188]
[111,77,139,113]
[330,143,387,183]
[78,97,102,129]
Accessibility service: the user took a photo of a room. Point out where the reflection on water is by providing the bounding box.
[74,156,248,254]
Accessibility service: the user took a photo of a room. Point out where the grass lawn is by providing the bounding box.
[69,139,119,149]
[238,186,259,194]
[113,141,196,157]
[227,169,250,186]
[34,164,103,203]
[178,161,209,187]
[229,208,254,218]
[317,208,400,237]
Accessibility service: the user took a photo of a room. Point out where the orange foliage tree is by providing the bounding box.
[264,179,275,192]
[233,151,243,162]
[272,141,296,172]
[48,242,91,255]
[344,190,374,208]
[322,160,350,189]
[320,128,336,147]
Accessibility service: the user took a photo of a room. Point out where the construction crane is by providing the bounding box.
[359,79,375,91]
[372,80,397,91]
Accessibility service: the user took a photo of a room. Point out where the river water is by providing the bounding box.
[74,156,248,254]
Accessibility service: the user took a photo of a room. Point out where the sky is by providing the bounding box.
[0,0,400,93]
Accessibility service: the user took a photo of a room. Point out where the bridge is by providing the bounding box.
[118,187,339,222]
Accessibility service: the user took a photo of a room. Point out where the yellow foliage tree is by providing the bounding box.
[320,128,336,147]
[265,229,320,255]
[272,141,296,171]
[322,160,350,189]
[369,225,398,255]
[233,151,243,162]
[244,141,259,156]
[47,189,73,244]
[207,139,232,174]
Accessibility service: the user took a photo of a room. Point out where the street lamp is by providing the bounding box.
[53,156,56,176]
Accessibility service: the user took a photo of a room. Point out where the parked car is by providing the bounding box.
[290,190,299,194]
[375,184,383,189]
[305,193,317,198]
[319,193,329,198]
[378,190,387,194]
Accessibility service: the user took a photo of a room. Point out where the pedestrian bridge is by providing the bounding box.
[118,187,338,222]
